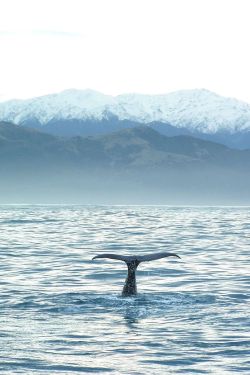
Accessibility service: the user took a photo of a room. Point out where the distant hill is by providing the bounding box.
[1,89,250,148]
[1,121,250,170]
[1,121,250,204]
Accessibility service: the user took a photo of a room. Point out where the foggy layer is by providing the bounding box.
[0,164,249,205]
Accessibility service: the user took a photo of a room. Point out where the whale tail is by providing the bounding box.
[92,252,180,265]
[92,252,180,296]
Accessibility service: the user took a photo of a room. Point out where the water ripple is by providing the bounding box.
[0,205,249,374]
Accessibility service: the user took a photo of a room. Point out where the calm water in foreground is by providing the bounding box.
[0,205,249,374]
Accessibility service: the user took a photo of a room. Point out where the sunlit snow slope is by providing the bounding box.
[1,89,250,134]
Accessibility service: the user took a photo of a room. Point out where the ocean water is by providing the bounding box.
[0,205,249,374]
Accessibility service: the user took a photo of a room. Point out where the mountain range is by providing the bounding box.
[1,120,250,170]
[0,120,250,204]
[1,89,250,149]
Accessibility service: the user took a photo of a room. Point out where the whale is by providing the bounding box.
[92,252,180,296]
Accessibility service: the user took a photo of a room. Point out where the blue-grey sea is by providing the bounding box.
[0,205,249,374]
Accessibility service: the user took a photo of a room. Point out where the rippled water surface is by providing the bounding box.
[0,205,249,374]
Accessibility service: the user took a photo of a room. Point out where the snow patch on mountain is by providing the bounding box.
[1,88,250,134]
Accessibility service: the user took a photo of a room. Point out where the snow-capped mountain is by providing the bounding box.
[0,89,115,125]
[1,88,250,148]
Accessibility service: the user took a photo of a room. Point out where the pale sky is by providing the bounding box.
[1,0,250,102]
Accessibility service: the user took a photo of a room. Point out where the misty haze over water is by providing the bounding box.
[1,167,250,205]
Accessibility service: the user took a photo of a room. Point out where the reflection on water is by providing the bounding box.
[0,205,249,374]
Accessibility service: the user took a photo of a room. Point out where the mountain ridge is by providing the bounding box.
[1,89,250,149]
[1,89,250,131]
[0,120,249,169]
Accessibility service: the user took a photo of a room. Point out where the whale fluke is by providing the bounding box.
[137,252,181,262]
[92,252,181,296]
[92,254,133,262]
